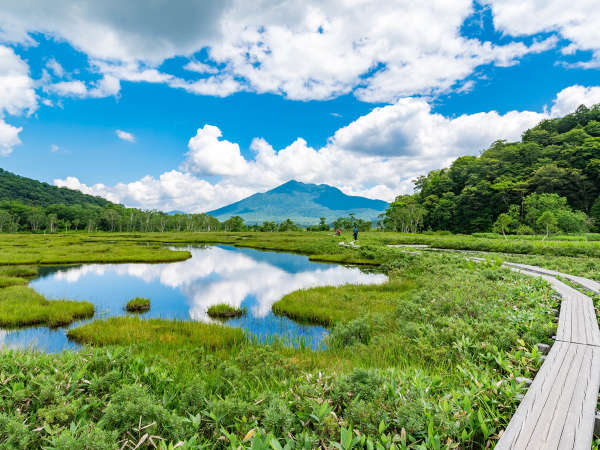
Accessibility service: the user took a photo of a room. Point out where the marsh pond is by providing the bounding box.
[1,245,387,352]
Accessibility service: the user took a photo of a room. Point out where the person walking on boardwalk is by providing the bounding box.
[353,225,358,241]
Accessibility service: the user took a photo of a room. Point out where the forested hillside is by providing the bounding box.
[0,168,223,233]
[0,169,111,207]
[381,104,600,234]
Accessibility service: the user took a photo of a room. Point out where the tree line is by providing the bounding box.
[380,104,600,235]
[0,201,376,234]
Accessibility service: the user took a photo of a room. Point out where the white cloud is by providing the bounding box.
[0,1,230,65]
[54,93,553,211]
[182,125,249,176]
[550,85,600,117]
[115,129,135,143]
[46,58,64,77]
[184,61,219,74]
[44,75,120,99]
[0,45,37,116]
[330,98,546,157]
[45,80,88,97]
[0,0,562,103]
[0,120,22,156]
[0,45,36,156]
[487,0,600,67]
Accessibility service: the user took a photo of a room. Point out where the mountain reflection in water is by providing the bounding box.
[2,245,388,352]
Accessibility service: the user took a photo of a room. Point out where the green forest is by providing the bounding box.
[380,104,600,235]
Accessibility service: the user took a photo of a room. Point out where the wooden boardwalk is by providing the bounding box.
[496,266,600,449]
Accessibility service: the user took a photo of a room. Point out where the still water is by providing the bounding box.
[1,245,387,352]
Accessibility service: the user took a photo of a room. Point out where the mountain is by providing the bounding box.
[0,168,113,207]
[206,180,388,224]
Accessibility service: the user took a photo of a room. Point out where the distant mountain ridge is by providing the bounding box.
[206,180,388,224]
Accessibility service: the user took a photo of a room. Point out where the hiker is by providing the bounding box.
[353,225,358,241]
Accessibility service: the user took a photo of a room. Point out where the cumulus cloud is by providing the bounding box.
[0,45,37,155]
[0,120,22,156]
[44,75,120,99]
[331,98,546,157]
[0,0,230,64]
[54,90,564,212]
[0,0,564,103]
[549,85,600,117]
[182,125,248,176]
[115,129,135,143]
[487,0,600,67]
[0,46,37,116]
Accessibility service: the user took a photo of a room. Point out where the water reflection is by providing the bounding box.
[2,245,387,352]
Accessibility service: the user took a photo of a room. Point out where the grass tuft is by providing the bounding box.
[125,297,150,312]
[67,316,245,350]
[207,303,246,318]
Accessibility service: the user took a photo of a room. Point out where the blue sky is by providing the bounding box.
[0,1,599,212]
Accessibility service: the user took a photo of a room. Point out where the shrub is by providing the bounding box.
[333,369,383,407]
[516,224,535,235]
[262,398,296,435]
[325,315,383,349]
[101,384,183,440]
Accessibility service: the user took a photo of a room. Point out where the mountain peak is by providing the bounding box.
[207,180,388,225]
[270,179,309,193]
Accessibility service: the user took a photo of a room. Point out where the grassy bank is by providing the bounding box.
[68,316,244,350]
[0,285,94,327]
[0,233,191,265]
[0,231,571,447]
[273,279,414,326]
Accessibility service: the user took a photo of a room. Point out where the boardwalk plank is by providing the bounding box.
[496,266,600,449]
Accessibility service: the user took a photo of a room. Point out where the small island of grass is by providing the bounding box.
[0,285,94,328]
[207,303,245,318]
[125,297,150,312]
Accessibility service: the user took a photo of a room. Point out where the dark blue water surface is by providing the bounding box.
[1,245,387,352]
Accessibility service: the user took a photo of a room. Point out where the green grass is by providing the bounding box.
[0,233,191,265]
[67,316,244,350]
[125,297,150,312]
[0,231,575,447]
[0,265,37,278]
[273,280,415,326]
[0,275,28,288]
[207,303,246,318]
[0,285,94,327]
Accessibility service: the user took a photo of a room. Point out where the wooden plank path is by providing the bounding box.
[496,266,600,449]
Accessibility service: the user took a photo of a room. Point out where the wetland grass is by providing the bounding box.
[0,232,573,447]
[67,316,244,350]
[125,297,150,312]
[207,303,246,318]
[0,285,94,327]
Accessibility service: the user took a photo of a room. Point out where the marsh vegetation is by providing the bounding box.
[125,297,150,312]
[0,232,571,448]
[207,303,246,318]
